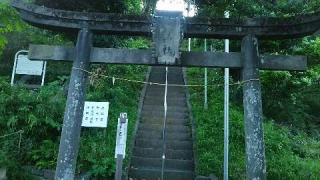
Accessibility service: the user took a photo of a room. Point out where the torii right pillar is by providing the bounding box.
[241,34,267,180]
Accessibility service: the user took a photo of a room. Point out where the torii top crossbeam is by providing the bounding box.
[12,0,320,39]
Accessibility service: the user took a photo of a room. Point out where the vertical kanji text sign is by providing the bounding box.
[82,101,109,128]
[115,113,128,158]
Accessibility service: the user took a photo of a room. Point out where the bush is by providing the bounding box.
[0,77,65,178]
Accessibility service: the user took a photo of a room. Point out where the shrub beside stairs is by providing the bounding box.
[129,66,195,180]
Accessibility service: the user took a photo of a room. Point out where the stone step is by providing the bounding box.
[145,90,185,95]
[140,117,190,125]
[147,86,185,90]
[167,67,183,72]
[149,68,182,73]
[145,91,186,97]
[133,147,193,160]
[145,90,186,95]
[167,81,185,85]
[149,73,183,79]
[147,83,184,87]
[129,168,194,180]
[129,67,194,179]
[149,69,182,74]
[144,88,175,92]
[147,80,185,85]
[135,139,193,150]
[149,71,182,76]
[148,79,184,84]
[141,111,187,119]
[131,156,194,171]
[136,130,191,141]
[143,99,186,106]
[144,94,187,102]
[144,95,186,101]
[142,105,188,113]
[143,95,186,101]
[139,123,190,133]
[149,69,165,73]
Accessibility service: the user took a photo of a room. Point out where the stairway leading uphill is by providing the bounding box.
[129,67,195,180]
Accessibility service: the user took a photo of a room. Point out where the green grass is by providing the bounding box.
[187,68,320,179]
[78,65,147,177]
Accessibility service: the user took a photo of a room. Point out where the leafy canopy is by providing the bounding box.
[0,1,25,56]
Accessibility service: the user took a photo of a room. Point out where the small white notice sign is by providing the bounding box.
[16,55,44,76]
[82,101,109,128]
[115,113,128,158]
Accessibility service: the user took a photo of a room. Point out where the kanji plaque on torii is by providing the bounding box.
[11,0,320,179]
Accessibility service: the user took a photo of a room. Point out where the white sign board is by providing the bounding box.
[15,55,44,76]
[115,113,128,158]
[82,101,109,128]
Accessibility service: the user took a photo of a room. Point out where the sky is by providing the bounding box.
[155,0,196,17]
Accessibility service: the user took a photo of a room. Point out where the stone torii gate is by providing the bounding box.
[12,0,320,179]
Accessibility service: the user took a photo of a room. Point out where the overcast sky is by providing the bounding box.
[156,0,196,17]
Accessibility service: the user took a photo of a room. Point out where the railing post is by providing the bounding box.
[55,28,92,180]
[241,34,266,180]
[115,154,124,180]
[223,11,230,180]
[204,38,208,110]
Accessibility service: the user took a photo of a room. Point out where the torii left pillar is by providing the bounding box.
[241,34,266,180]
[55,28,92,179]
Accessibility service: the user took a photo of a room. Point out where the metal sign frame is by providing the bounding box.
[10,50,47,87]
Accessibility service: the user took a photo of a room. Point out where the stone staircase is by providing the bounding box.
[129,67,195,180]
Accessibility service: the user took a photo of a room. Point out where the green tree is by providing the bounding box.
[0,1,24,56]
[196,0,320,17]
[35,0,143,14]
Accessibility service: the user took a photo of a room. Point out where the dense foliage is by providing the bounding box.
[186,0,320,178]
[190,0,320,135]
[196,0,320,17]
[184,0,320,179]
[187,68,320,179]
[0,63,147,178]
[0,1,24,56]
[35,0,146,14]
